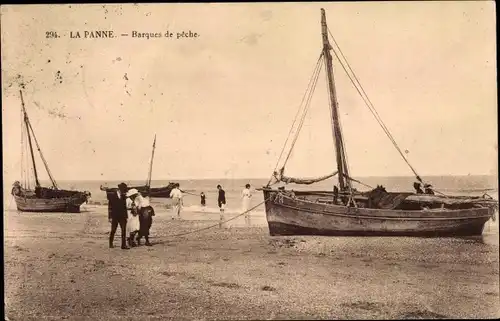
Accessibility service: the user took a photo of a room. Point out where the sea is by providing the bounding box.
[5,175,498,226]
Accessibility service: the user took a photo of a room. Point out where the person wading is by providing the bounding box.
[217,185,226,228]
[135,191,154,246]
[200,192,206,207]
[169,183,183,220]
[241,184,252,226]
[108,183,130,250]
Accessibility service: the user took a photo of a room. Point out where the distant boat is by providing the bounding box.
[100,184,177,198]
[11,90,91,213]
[100,135,177,198]
[259,9,498,237]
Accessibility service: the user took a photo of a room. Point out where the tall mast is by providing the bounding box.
[20,90,59,189]
[321,8,351,191]
[146,134,156,188]
[20,90,40,187]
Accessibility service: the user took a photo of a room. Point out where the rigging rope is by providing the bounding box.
[323,55,342,175]
[322,55,354,195]
[338,115,356,204]
[327,27,423,183]
[20,108,26,188]
[282,53,324,168]
[342,173,373,189]
[156,199,268,241]
[321,53,356,207]
[24,126,30,189]
[22,114,26,188]
[267,53,324,186]
[26,118,59,189]
[21,112,32,190]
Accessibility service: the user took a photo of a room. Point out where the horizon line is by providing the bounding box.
[27,173,498,182]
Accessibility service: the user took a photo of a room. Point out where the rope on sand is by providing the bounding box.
[160,198,269,240]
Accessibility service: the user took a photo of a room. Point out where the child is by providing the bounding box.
[200,192,206,207]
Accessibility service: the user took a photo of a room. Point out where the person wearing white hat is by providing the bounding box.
[126,188,140,247]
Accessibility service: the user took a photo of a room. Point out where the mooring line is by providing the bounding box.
[156,199,269,242]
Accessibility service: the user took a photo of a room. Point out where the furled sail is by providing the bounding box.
[273,167,338,185]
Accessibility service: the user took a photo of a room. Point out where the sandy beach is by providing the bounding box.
[4,203,499,320]
[2,2,498,320]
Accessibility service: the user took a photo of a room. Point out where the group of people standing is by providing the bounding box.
[108,183,155,250]
[108,182,254,249]
[168,183,253,227]
[216,184,253,227]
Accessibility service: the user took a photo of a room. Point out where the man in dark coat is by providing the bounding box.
[108,182,130,249]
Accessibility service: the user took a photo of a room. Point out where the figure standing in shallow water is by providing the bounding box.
[169,183,183,220]
[241,184,252,226]
[217,185,226,228]
[200,192,206,209]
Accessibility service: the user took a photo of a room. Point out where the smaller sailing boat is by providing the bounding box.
[100,135,177,198]
[11,90,91,213]
[259,9,498,237]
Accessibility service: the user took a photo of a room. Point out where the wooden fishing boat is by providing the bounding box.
[100,184,177,198]
[11,90,91,213]
[259,9,498,237]
[100,135,177,198]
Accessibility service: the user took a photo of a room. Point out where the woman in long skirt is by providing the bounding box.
[241,184,252,226]
[126,189,140,247]
[135,192,154,246]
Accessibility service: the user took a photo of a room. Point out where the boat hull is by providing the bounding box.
[262,189,494,237]
[13,195,88,213]
[101,185,175,198]
[148,186,174,198]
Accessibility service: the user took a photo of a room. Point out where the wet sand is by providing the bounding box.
[4,205,499,320]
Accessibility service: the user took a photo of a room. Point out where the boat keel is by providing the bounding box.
[268,221,486,237]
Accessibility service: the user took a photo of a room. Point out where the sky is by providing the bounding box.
[1,2,497,182]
